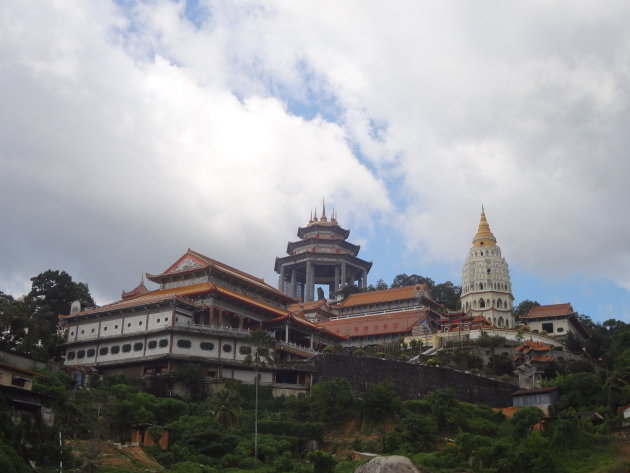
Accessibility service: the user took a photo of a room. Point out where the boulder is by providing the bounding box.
[354,455,424,473]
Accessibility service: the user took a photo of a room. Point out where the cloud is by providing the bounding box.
[0,1,390,303]
[2,0,630,311]
[213,0,630,288]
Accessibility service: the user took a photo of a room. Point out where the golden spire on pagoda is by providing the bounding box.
[320,198,328,222]
[472,205,497,247]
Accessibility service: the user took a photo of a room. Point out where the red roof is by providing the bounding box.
[521,303,574,319]
[147,249,294,301]
[319,309,429,338]
[121,281,149,300]
[338,285,431,307]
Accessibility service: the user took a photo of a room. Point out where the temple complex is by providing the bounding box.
[460,208,516,328]
[59,249,344,390]
[274,202,372,302]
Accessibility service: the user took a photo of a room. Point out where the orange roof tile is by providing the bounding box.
[532,356,553,362]
[338,285,430,307]
[211,285,289,318]
[521,303,574,319]
[147,249,293,301]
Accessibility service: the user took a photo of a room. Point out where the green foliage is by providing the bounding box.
[361,381,402,421]
[514,299,540,316]
[307,450,337,473]
[309,378,355,424]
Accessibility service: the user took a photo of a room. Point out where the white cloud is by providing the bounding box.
[0,1,390,303]
[2,0,630,311]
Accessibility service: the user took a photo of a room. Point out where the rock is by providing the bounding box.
[354,455,423,473]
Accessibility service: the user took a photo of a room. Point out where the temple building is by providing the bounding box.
[319,285,442,347]
[518,303,589,340]
[59,249,344,390]
[274,203,372,302]
[460,208,516,328]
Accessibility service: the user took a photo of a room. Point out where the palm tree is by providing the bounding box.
[244,329,276,460]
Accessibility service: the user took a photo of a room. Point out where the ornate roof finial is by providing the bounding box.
[331,208,337,224]
[320,197,328,222]
[309,210,313,225]
[313,208,318,222]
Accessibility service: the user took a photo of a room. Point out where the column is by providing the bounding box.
[341,262,347,288]
[218,310,224,327]
[309,334,314,349]
[334,266,340,291]
[362,269,368,290]
[285,322,290,343]
[278,265,285,292]
[238,316,244,330]
[290,269,297,298]
[305,260,313,302]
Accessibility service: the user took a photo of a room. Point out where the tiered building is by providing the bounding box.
[460,208,515,328]
[274,204,372,302]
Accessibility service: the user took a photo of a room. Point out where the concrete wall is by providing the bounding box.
[314,354,518,407]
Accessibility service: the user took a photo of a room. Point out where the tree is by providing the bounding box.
[432,281,461,310]
[361,381,402,421]
[25,270,95,359]
[243,329,276,460]
[367,279,389,291]
[391,274,435,290]
[514,300,540,317]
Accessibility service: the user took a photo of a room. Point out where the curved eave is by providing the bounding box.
[286,238,360,255]
[297,224,350,240]
[274,253,373,273]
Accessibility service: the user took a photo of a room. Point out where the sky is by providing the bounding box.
[2,0,630,323]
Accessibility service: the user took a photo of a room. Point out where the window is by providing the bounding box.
[81,330,85,334]
[165,317,169,322]
[111,345,120,354]
[157,319,160,323]
[87,349,95,357]
[115,325,118,329]
[200,342,215,351]
[103,326,108,331]
[177,339,191,349]
[91,328,95,333]
[148,340,157,349]
[159,339,168,348]
[222,344,232,353]
[122,344,132,353]
[542,322,554,333]
[139,321,143,326]
[70,331,74,336]
[12,376,27,388]
[127,323,131,327]
[239,345,252,355]
[99,347,108,356]
[557,327,565,333]
[67,351,76,360]
[77,350,86,359]
[133,342,143,351]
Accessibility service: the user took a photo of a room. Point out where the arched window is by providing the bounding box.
[498,317,504,327]
[497,299,503,309]
[473,300,478,309]
[480,282,484,290]
[479,298,485,308]
[487,299,491,307]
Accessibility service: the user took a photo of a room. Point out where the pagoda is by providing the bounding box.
[274,202,372,302]
[460,207,515,328]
